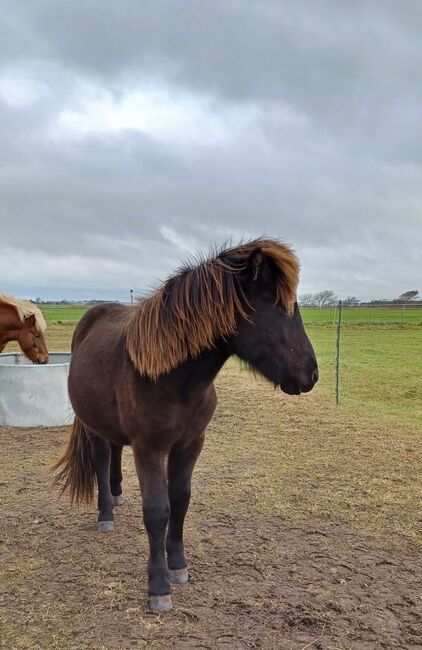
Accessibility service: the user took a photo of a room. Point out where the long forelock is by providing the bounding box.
[125,238,299,379]
[0,294,47,332]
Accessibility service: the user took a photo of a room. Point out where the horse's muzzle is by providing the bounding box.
[280,367,319,395]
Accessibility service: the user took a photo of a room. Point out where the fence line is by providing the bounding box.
[335,301,342,404]
[300,305,422,325]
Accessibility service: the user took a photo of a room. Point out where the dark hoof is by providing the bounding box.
[149,594,173,613]
[168,567,189,585]
[97,520,114,533]
[113,495,124,507]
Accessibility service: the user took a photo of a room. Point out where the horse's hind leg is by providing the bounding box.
[166,434,204,585]
[110,443,124,506]
[89,433,114,532]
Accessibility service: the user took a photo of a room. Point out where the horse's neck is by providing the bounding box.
[0,304,22,346]
[167,344,230,393]
[0,327,22,346]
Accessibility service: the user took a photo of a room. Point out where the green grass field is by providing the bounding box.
[305,324,422,428]
[40,304,422,326]
[40,305,89,324]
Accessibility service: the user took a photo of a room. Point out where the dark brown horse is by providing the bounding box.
[0,294,49,364]
[54,239,318,612]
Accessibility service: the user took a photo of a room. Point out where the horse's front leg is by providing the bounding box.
[166,434,204,585]
[133,442,171,613]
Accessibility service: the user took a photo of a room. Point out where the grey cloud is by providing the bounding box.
[0,1,421,300]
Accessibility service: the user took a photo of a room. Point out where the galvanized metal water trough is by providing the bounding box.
[0,352,73,427]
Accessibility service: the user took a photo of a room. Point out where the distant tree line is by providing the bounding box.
[299,290,419,307]
[27,289,420,308]
[396,290,419,302]
[299,290,357,307]
[31,298,117,305]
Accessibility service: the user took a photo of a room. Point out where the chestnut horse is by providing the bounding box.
[54,239,318,612]
[0,295,49,364]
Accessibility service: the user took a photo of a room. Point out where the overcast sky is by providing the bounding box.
[0,1,421,301]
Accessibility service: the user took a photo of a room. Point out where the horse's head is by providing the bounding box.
[230,248,318,395]
[18,314,49,364]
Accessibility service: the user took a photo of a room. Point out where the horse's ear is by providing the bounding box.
[248,248,269,282]
[25,314,36,328]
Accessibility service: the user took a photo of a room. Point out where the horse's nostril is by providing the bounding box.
[312,369,319,384]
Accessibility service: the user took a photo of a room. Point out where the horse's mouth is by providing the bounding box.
[280,381,316,395]
[280,383,302,396]
[280,370,318,396]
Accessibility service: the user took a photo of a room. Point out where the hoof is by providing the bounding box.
[113,495,124,507]
[97,520,114,533]
[168,567,189,585]
[149,594,173,613]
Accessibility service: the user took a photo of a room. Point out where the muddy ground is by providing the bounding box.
[1,432,421,648]
[1,355,421,649]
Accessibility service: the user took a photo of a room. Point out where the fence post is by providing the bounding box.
[402,304,405,324]
[335,300,343,405]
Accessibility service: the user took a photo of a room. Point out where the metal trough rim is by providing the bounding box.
[0,352,71,368]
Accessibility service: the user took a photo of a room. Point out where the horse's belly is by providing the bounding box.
[68,351,131,444]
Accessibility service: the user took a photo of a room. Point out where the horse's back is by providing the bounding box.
[72,303,129,352]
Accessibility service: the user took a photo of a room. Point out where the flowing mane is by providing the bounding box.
[0,294,47,333]
[125,238,299,380]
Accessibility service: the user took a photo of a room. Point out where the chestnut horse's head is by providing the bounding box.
[18,314,49,365]
[229,245,318,395]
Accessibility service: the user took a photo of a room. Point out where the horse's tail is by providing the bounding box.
[52,417,96,505]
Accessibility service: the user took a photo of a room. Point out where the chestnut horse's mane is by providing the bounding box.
[125,238,299,380]
[0,294,47,333]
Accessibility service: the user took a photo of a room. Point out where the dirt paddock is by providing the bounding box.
[1,359,421,649]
